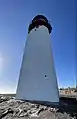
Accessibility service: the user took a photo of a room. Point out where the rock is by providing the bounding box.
[39,110,56,119]
[30,117,40,119]
[0,108,13,119]
[0,96,10,101]
[55,112,73,119]
[30,112,39,118]
[48,107,58,112]
[0,95,76,119]
[2,113,13,119]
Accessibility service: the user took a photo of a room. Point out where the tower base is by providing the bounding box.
[15,98,59,107]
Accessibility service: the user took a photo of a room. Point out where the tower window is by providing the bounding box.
[45,75,47,77]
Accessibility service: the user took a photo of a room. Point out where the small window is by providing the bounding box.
[45,75,47,77]
[45,74,48,80]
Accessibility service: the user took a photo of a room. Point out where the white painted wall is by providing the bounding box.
[16,25,59,103]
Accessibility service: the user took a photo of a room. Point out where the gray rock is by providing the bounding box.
[0,95,76,119]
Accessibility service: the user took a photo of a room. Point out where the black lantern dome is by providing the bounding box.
[28,15,52,34]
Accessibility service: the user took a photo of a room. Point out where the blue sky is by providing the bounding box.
[0,0,76,93]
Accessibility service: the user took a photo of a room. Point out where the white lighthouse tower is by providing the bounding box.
[16,15,59,105]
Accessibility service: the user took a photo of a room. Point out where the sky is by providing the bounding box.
[0,0,76,93]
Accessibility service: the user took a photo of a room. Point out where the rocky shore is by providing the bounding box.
[0,95,76,119]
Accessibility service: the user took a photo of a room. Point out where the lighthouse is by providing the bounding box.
[16,15,59,105]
